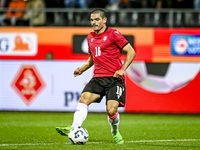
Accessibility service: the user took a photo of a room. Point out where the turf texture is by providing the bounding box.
[0,112,200,150]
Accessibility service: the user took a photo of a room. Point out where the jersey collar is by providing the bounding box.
[104,26,108,32]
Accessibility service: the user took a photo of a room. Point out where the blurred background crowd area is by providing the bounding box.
[0,0,200,27]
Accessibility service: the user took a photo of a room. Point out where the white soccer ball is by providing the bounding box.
[68,126,89,145]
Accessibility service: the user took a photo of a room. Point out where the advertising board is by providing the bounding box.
[0,61,124,112]
[1,27,200,113]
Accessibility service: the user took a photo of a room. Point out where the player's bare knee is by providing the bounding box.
[107,101,119,116]
[107,107,118,117]
[79,93,87,104]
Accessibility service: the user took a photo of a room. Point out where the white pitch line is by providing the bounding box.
[0,139,200,147]
[0,143,62,146]
[125,139,200,143]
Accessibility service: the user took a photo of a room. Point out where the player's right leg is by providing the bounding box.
[56,92,100,136]
[72,92,100,126]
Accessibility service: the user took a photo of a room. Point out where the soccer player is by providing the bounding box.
[56,8,136,144]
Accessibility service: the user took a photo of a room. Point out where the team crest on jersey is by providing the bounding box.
[103,36,107,41]
[91,38,94,42]
[115,31,119,34]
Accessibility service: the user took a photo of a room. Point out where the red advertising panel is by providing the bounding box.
[125,72,200,113]
[124,28,200,113]
[153,28,200,62]
[125,62,200,113]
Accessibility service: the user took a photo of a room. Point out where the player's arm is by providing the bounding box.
[74,53,94,77]
[114,43,136,78]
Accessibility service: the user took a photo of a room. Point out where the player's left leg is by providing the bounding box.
[105,77,125,144]
[107,100,119,135]
[107,100,124,144]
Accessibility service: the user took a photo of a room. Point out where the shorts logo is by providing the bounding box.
[11,65,45,106]
[116,86,124,99]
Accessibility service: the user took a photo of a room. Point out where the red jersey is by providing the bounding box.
[87,27,128,80]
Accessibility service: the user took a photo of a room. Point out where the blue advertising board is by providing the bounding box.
[171,35,200,56]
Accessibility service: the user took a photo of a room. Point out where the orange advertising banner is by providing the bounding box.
[0,27,200,62]
[0,27,153,61]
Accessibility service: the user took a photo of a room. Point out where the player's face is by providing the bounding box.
[90,13,106,32]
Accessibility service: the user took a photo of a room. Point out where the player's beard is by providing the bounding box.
[92,24,104,33]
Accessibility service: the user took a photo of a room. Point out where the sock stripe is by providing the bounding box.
[108,112,119,120]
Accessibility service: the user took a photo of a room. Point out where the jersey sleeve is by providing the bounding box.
[111,29,128,49]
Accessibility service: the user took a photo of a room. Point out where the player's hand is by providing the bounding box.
[74,68,82,77]
[114,69,125,78]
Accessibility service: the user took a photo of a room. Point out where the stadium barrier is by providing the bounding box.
[0,8,200,27]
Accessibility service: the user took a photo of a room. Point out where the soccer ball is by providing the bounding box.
[68,126,89,145]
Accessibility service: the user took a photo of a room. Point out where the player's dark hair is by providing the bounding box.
[91,9,106,19]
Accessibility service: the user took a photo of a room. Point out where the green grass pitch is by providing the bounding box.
[0,112,200,150]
